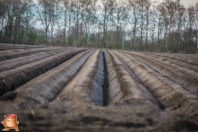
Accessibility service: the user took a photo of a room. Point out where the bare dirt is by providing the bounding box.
[0,44,198,132]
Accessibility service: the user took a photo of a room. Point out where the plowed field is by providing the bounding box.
[0,44,198,131]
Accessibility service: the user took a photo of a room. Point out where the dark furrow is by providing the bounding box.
[102,51,109,106]
[90,51,109,106]
[114,53,162,109]
[0,49,86,96]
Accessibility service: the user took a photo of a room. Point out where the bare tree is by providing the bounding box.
[0,0,6,34]
[156,4,163,50]
[137,0,145,50]
[128,0,138,50]
[195,2,198,50]
[38,0,52,42]
[150,3,157,51]
[13,0,30,43]
[114,0,125,49]
[145,0,151,50]
[62,0,68,45]
[81,0,94,47]
[158,1,171,52]
[71,0,83,47]
[0,0,31,43]
[175,0,185,51]
[186,6,195,51]
[49,0,60,44]
[24,1,34,42]
[100,0,114,48]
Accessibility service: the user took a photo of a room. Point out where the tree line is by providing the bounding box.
[0,0,198,53]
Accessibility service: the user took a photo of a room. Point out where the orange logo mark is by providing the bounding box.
[1,114,19,131]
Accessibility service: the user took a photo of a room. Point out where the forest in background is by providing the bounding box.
[0,0,198,53]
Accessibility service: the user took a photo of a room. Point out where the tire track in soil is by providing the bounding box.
[0,50,94,110]
[125,52,198,97]
[0,49,87,96]
[116,52,198,114]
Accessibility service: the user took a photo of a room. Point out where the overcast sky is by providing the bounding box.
[180,0,197,6]
[158,0,197,7]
